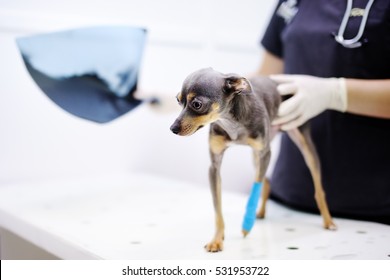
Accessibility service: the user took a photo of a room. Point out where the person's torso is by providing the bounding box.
[281,0,390,79]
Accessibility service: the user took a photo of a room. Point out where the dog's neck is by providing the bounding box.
[215,95,254,141]
[214,118,243,140]
[229,94,254,122]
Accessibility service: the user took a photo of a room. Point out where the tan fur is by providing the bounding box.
[210,135,227,154]
[287,129,336,230]
[256,178,271,219]
[176,92,183,103]
[180,103,220,136]
[247,137,264,152]
[186,92,196,103]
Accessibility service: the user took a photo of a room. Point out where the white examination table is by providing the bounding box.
[0,173,389,259]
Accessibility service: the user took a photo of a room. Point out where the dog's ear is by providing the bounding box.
[224,75,252,95]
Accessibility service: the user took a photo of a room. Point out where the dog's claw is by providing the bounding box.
[205,240,223,252]
[324,222,337,231]
[256,212,265,219]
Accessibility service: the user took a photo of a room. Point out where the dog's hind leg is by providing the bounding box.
[205,133,228,252]
[257,177,271,219]
[287,123,337,230]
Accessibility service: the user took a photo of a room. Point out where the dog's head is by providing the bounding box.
[170,68,252,136]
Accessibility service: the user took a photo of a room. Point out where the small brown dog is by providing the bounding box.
[170,68,336,252]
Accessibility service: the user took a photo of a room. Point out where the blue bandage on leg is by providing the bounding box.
[242,182,262,234]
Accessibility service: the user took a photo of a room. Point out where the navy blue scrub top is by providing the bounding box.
[261,0,390,224]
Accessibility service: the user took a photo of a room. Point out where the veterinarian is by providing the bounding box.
[258,0,390,224]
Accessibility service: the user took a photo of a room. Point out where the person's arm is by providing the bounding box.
[270,75,390,130]
[346,79,390,119]
[258,50,390,129]
[258,51,390,120]
[256,50,284,76]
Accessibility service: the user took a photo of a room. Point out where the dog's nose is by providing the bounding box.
[170,123,180,134]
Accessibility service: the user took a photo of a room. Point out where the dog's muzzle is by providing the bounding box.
[170,121,181,134]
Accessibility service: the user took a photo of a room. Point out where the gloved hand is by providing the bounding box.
[270,74,348,130]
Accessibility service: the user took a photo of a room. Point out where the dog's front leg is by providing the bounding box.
[253,145,271,220]
[205,134,227,252]
[246,137,272,220]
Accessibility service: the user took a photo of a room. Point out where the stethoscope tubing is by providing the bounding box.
[334,0,375,48]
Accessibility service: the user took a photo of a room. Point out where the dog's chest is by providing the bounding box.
[213,119,250,144]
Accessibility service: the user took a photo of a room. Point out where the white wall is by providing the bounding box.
[0,0,278,192]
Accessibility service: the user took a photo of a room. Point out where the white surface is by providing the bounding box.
[0,173,389,260]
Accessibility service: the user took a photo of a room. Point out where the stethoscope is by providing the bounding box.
[334,0,375,48]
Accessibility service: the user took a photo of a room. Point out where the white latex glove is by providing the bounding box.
[271,74,348,130]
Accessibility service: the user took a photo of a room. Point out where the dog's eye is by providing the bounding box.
[192,100,202,110]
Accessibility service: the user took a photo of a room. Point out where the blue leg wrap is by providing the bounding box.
[242,182,263,233]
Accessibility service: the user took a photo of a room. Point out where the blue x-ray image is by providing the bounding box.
[17,26,147,123]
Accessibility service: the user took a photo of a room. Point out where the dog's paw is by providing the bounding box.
[204,239,223,252]
[324,221,337,231]
[256,210,266,219]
